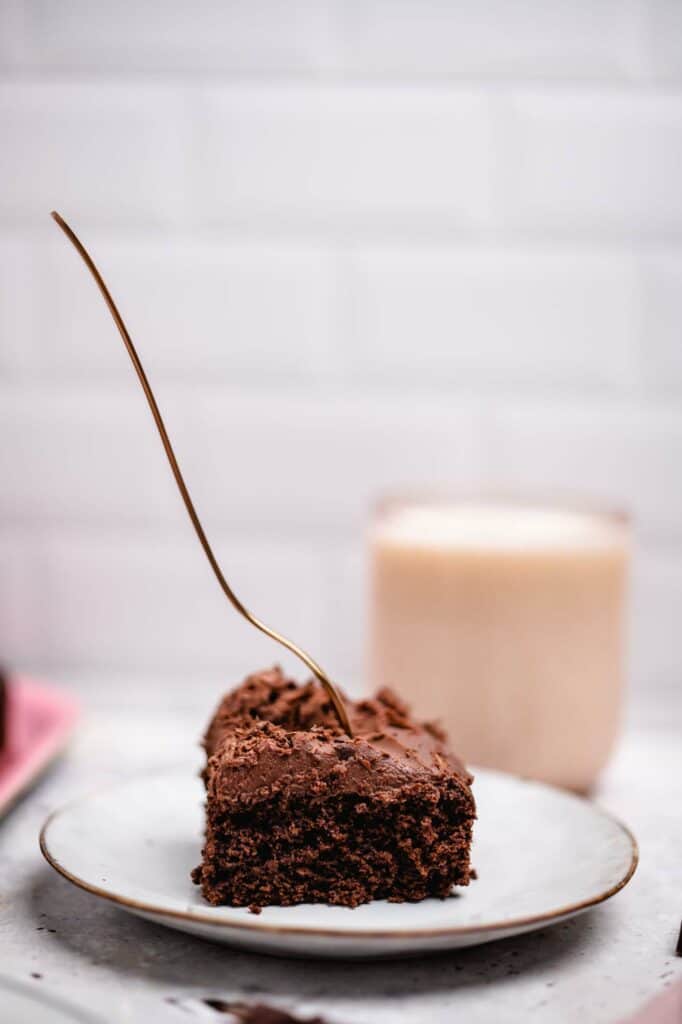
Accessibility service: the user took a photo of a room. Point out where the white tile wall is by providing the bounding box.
[39,530,328,676]
[478,403,682,542]
[0,530,44,665]
[194,86,495,231]
[646,0,682,81]
[0,236,36,376]
[17,0,336,75]
[348,246,639,393]
[332,1,647,80]
[38,233,339,383]
[500,92,682,236]
[0,83,190,227]
[631,547,682,690]
[0,1,680,695]
[640,252,682,395]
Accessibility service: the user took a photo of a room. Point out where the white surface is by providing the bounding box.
[0,975,102,1024]
[40,769,636,958]
[0,3,682,696]
[1,678,681,1022]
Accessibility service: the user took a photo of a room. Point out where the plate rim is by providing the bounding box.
[39,768,639,942]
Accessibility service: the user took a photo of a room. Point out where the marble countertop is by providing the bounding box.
[1,679,681,1024]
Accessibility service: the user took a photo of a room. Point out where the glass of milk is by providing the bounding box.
[368,498,630,792]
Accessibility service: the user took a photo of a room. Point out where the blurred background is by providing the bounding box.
[0,1,680,710]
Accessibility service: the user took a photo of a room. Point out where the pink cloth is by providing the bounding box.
[0,677,79,816]
[622,979,682,1023]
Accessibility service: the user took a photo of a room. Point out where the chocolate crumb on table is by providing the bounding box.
[192,667,476,909]
[203,1001,329,1022]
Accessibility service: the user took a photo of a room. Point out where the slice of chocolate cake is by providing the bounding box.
[192,667,475,909]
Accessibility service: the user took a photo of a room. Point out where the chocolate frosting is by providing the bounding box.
[203,667,474,810]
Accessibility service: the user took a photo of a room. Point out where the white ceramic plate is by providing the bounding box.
[40,769,637,959]
[0,975,102,1024]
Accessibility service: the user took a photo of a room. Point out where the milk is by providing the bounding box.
[368,502,630,791]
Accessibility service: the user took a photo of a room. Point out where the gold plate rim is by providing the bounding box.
[39,772,639,943]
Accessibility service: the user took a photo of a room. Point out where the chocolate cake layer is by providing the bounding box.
[193,667,475,909]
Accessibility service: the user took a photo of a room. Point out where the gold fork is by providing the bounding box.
[50,211,352,738]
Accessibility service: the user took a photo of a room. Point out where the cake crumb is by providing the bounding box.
[248,904,262,915]
[203,1000,234,1014]
[203,1001,329,1023]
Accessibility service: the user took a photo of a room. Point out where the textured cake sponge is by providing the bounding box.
[192,667,476,909]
